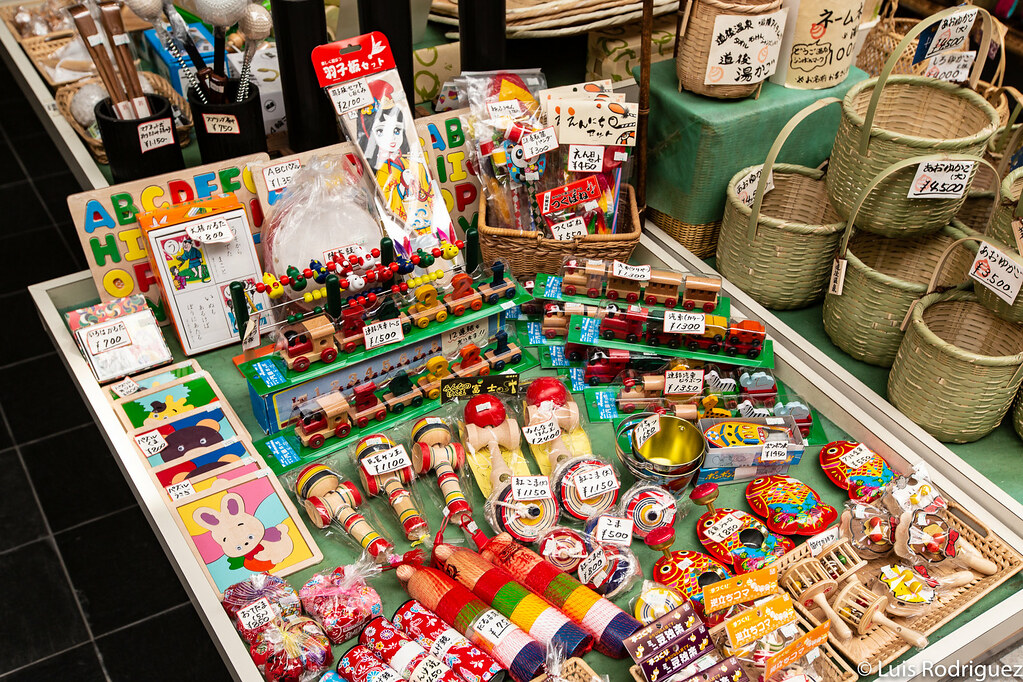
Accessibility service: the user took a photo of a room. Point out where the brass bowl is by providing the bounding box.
[615,414,707,491]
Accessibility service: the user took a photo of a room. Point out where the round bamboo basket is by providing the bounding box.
[649,209,720,259]
[673,0,783,99]
[1014,391,1023,441]
[826,7,1000,237]
[987,167,1023,251]
[717,98,846,309]
[855,3,926,79]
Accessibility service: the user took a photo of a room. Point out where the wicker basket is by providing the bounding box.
[478,184,641,281]
[20,33,87,88]
[672,0,783,99]
[717,98,846,309]
[826,6,1000,237]
[987,167,1023,251]
[649,208,720,259]
[0,1,72,44]
[1014,390,1023,441]
[55,73,193,164]
[855,1,926,78]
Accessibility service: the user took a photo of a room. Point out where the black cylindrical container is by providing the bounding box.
[272,0,340,152]
[95,94,184,183]
[357,0,413,97]
[187,79,267,164]
[460,0,506,72]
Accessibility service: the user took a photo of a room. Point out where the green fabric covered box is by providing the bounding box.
[636,60,868,227]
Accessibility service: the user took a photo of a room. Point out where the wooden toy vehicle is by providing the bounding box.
[295,392,353,448]
[407,283,449,328]
[682,275,721,312]
[606,271,643,303]
[645,314,686,349]
[351,381,387,428]
[583,348,669,385]
[452,344,490,377]
[380,370,425,414]
[562,259,607,297]
[483,330,523,371]
[336,304,367,353]
[724,320,766,359]
[280,315,339,371]
[477,262,518,303]
[685,314,729,353]
[600,306,646,342]
[542,302,606,339]
[416,356,452,400]
[444,273,484,316]
[645,270,684,308]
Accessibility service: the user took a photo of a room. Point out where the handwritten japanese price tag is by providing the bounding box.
[611,261,651,281]
[361,444,413,476]
[512,476,552,501]
[704,10,788,86]
[924,51,976,82]
[664,311,705,334]
[364,319,404,350]
[760,440,790,463]
[186,216,233,243]
[705,511,744,543]
[567,145,605,173]
[664,369,704,395]
[918,8,977,61]
[328,78,372,114]
[110,376,141,398]
[634,414,660,449]
[574,464,619,499]
[970,241,1023,305]
[134,430,167,456]
[486,100,521,120]
[595,517,634,545]
[202,113,240,134]
[86,321,131,355]
[520,127,558,159]
[734,165,775,208]
[474,611,514,644]
[550,216,587,241]
[166,480,195,501]
[578,550,610,584]
[908,160,974,199]
[237,597,275,631]
[137,118,174,152]
[807,526,841,556]
[522,418,561,444]
[839,443,875,469]
[262,160,303,192]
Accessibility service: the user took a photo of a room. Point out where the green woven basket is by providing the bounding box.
[1014,391,1023,441]
[976,169,1023,322]
[826,7,1000,238]
[717,99,846,310]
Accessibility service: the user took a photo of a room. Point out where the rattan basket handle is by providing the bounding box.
[836,154,1001,260]
[746,97,842,240]
[859,5,996,156]
[991,87,1023,180]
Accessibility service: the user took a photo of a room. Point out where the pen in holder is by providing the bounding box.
[187,78,267,163]
[95,94,184,183]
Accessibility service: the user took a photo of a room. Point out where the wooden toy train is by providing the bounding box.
[560,259,721,311]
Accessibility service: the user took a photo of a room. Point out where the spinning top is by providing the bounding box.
[621,483,678,540]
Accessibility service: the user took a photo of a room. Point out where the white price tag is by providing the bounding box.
[734,165,775,208]
[522,418,561,445]
[166,480,195,500]
[907,160,975,199]
[237,597,274,631]
[429,629,463,658]
[86,321,131,355]
[328,78,373,114]
[924,51,976,82]
[614,150,629,162]
[970,241,1023,305]
[550,216,587,241]
[595,516,634,545]
[705,512,744,543]
[262,160,303,192]
[134,431,167,456]
[486,100,522,119]
[202,113,240,134]
[664,369,704,395]
[361,444,413,476]
[611,261,651,281]
[474,610,514,644]
[807,527,841,556]
[761,440,790,462]
[242,318,261,351]
[765,417,785,425]
[574,464,619,499]
[411,657,447,682]
[186,216,233,243]
[137,118,175,152]
[578,550,609,584]
[829,258,848,296]
[567,144,605,173]
[512,476,553,501]
[634,414,660,450]
[664,310,705,334]
[520,126,558,159]
[364,318,405,350]
[923,8,978,59]
[704,10,787,85]
[110,376,141,398]
[839,443,875,470]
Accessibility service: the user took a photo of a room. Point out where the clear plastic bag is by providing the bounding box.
[299,559,383,644]
[222,572,302,644]
[251,616,333,682]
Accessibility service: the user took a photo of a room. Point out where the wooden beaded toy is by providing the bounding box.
[832,580,928,648]
[779,557,853,640]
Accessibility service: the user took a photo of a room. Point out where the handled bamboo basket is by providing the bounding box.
[827,6,1000,237]
[957,91,1022,232]
[672,0,783,99]
[478,184,641,280]
[716,98,846,309]
[855,0,926,78]
[1014,391,1023,441]
[888,237,1023,442]
[973,188,1023,323]
[824,156,995,366]
[987,167,1023,252]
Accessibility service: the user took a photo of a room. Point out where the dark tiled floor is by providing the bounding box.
[0,58,228,680]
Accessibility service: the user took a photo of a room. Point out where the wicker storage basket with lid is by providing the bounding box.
[716,98,846,309]
[826,6,1000,237]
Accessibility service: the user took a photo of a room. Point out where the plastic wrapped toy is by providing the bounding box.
[223,572,302,644]
[819,441,896,503]
[300,560,383,644]
[251,616,333,682]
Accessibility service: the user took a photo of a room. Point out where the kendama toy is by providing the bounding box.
[779,557,853,640]
[832,580,928,648]
[410,418,475,526]
[462,394,522,498]
[646,525,734,626]
[619,483,679,541]
[690,482,794,573]
[521,377,589,475]
[746,475,838,536]
[355,435,429,543]
[894,510,997,575]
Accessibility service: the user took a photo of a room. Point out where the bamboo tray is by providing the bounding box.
[774,499,1023,675]
[21,33,89,88]
[1,1,147,43]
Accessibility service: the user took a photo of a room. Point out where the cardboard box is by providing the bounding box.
[587,16,675,83]
[228,47,286,136]
[141,23,223,95]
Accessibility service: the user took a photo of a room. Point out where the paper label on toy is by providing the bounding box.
[262,160,303,192]
[361,444,412,476]
[87,33,103,46]
[725,593,797,648]
[704,10,788,85]
[440,374,520,403]
[760,440,789,462]
[512,476,553,501]
[551,216,588,241]
[520,126,558,159]
[542,275,563,299]
[473,611,514,646]
[556,100,638,146]
[364,318,404,350]
[548,345,569,367]
[522,418,561,444]
[764,622,830,679]
[766,416,785,425]
[917,8,977,61]
[615,151,629,162]
[202,113,240,134]
[569,368,586,392]
[186,217,233,243]
[134,430,167,456]
[410,657,447,682]
[265,436,299,466]
[237,597,274,631]
[429,629,464,658]
[327,78,372,114]
[392,641,429,677]
[577,315,601,343]
[567,145,605,173]
[703,565,779,613]
[734,165,775,207]
[578,549,610,584]
[574,464,619,499]
[664,369,704,395]
[970,241,1023,305]
[137,118,174,152]
[829,258,847,295]
[486,100,522,120]
[595,390,619,419]
[634,414,661,449]
[166,480,195,501]
[527,322,545,346]
[442,322,489,358]
[839,443,874,470]
[664,311,705,334]
[924,51,976,82]
[907,159,974,199]
[612,261,651,281]
[110,376,141,398]
[596,516,634,545]
[623,601,701,662]
[637,627,713,682]
[705,511,745,543]
[807,526,841,556]
[242,318,260,351]
[86,320,131,355]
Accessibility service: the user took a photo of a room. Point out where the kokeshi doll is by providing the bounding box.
[394,565,544,682]
[432,544,593,657]
[356,435,429,542]
[337,644,405,682]
[304,481,395,562]
[479,533,642,658]
[392,600,505,682]
[359,616,464,682]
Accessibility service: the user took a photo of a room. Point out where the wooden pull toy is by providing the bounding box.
[779,557,853,640]
[355,435,430,543]
[690,482,794,574]
[833,580,928,648]
[646,526,734,625]
[895,510,998,576]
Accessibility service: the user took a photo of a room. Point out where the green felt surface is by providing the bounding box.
[640,60,868,225]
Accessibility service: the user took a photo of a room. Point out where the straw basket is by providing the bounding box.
[1014,391,1023,440]
[478,184,641,280]
[826,6,1000,237]
[987,167,1023,252]
[717,98,846,309]
[648,209,720,258]
[673,0,783,99]
[855,1,925,77]
[56,73,193,164]
[888,243,1023,442]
